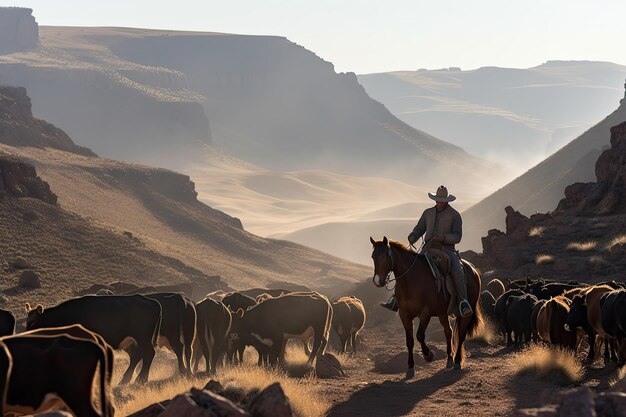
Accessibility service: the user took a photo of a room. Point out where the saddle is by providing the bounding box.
[423,243,459,317]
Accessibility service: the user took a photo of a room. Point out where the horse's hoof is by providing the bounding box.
[453,362,462,371]
[424,350,434,362]
[446,358,454,369]
[405,368,415,379]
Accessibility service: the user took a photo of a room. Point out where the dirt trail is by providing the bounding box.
[316,317,621,417]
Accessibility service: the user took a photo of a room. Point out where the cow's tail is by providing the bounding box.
[320,298,333,356]
[465,261,484,338]
[93,341,114,417]
[152,303,163,348]
[183,304,197,372]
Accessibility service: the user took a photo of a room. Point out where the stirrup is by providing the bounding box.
[459,300,473,318]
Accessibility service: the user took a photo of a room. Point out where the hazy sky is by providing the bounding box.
[3,1,625,74]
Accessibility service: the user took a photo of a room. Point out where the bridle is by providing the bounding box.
[372,243,420,291]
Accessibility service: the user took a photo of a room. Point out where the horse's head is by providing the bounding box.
[370,236,393,287]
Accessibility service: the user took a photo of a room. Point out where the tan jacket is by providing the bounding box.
[410,205,462,249]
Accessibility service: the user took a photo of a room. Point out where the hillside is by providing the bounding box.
[0,10,506,199]
[0,87,368,315]
[460,85,626,250]
[464,121,626,281]
[359,61,626,171]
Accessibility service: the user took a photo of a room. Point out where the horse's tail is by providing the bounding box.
[465,262,484,338]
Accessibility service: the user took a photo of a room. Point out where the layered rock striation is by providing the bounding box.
[0,8,38,54]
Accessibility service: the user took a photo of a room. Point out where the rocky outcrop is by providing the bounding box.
[130,382,294,417]
[0,8,38,54]
[0,86,95,156]
[0,155,57,204]
[465,121,626,281]
[555,122,626,215]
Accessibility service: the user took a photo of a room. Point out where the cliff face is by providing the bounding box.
[0,8,38,54]
[0,23,505,197]
[111,33,502,191]
[0,86,96,156]
[465,121,626,281]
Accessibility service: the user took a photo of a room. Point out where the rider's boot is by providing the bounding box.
[452,267,473,318]
[380,295,399,312]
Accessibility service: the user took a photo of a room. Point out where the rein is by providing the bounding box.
[384,245,420,291]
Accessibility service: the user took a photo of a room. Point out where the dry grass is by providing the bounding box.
[528,226,546,238]
[609,365,626,388]
[511,345,584,385]
[112,345,331,417]
[566,241,597,251]
[535,254,555,265]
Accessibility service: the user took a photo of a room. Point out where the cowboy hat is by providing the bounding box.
[428,185,456,202]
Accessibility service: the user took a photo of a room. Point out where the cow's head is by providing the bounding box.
[564,295,586,332]
[25,303,45,330]
[370,236,392,288]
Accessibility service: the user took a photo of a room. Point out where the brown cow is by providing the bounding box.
[332,296,366,353]
[2,334,110,417]
[565,284,614,362]
[193,298,232,374]
[536,296,577,349]
[239,292,332,366]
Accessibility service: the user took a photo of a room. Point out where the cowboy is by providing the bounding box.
[380,185,473,318]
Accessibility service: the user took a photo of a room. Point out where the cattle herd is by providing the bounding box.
[0,286,366,416]
[482,277,626,364]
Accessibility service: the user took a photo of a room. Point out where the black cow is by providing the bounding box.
[480,290,497,321]
[222,292,258,363]
[495,289,525,346]
[193,298,232,374]
[530,299,547,343]
[600,289,626,366]
[26,295,161,384]
[506,293,538,348]
[18,324,115,416]
[144,293,196,374]
[531,283,584,300]
[0,309,15,337]
[0,341,11,417]
[2,334,111,417]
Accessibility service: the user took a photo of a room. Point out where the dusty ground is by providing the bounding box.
[112,314,623,417]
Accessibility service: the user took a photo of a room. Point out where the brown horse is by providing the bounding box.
[370,237,483,377]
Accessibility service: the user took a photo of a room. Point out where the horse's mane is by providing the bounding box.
[389,240,418,254]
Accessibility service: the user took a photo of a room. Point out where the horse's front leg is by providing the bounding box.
[416,309,433,362]
[399,310,415,379]
[438,315,454,368]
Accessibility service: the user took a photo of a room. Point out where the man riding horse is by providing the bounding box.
[380,185,474,318]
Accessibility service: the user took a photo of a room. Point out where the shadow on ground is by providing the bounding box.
[327,367,463,417]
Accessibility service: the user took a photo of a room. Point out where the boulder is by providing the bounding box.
[159,389,250,417]
[127,403,166,417]
[18,269,41,288]
[248,383,293,417]
[315,353,345,378]
[557,387,595,417]
[203,379,225,394]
